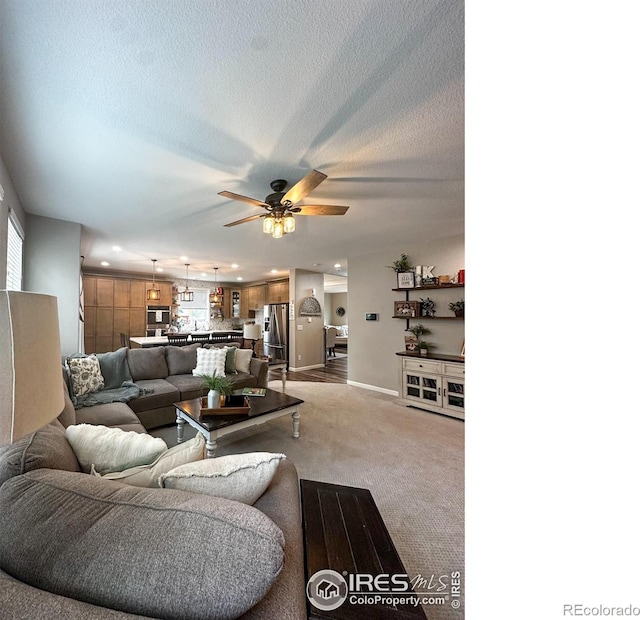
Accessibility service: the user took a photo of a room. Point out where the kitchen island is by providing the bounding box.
[129,331,243,348]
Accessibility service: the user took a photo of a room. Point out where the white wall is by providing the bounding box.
[348,235,465,393]
[24,214,82,356]
[290,269,325,370]
[324,292,348,326]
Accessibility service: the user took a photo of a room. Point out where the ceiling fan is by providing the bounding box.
[220,170,349,238]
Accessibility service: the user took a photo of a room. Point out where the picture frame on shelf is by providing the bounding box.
[460,340,465,358]
[396,271,415,289]
[394,300,418,317]
[405,334,418,351]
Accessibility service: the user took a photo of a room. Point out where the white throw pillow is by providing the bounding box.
[193,347,226,378]
[159,452,286,505]
[92,434,205,487]
[67,355,105,396]
[66,424,168,474]
[235,348,253,374]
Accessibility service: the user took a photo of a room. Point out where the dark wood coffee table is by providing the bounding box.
[174,388,303,458]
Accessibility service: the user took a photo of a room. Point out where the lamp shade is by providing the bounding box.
[1,291,64,445]
[243,323,261,340]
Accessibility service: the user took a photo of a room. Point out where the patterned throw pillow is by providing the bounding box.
[192,347,226,378]
[67,355,105,396]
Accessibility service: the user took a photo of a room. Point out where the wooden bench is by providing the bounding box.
[300,479,427,620]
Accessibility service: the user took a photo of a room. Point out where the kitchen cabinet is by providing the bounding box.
[266,280,289,304]
[83,274,173,352]
[246,284,266,311]
[222,288,242,318]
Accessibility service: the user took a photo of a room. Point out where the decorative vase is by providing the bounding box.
[420,348,428,357]
[207,389,220,408]
[454,310,464,318]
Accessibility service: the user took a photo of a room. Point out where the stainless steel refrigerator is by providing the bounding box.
[263,303,289,365]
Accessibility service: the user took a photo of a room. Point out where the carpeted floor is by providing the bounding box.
[152,381,464,620]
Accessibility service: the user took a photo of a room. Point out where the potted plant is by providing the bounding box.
[417,341,429,357]
[409,324,430,339]
[201,372,234,408]
[449,300,465,318]
[387,253,413,273]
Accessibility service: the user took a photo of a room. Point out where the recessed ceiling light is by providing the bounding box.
[112,246,121,251]
[271,269,278,274]
[237,276,243,281]
[231,263,239,269]
[101,261,110,266]
[156,267,163,272]
[180,255,188,261]
[334,263,341,269]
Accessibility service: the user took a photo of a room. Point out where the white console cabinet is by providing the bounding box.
[398,354,464,420]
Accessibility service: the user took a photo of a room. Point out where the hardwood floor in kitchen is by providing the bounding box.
[268,355,347,384]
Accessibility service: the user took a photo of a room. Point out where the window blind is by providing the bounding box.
[6,210,24,291]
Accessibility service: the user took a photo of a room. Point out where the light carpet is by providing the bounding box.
[152,381,464,620]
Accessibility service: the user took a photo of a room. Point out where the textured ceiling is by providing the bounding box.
[0,0,464,284]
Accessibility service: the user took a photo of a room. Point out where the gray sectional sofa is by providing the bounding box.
[74,343,269,430]
[0,344,306,620]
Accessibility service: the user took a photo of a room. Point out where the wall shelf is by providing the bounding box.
[393,283,464,329]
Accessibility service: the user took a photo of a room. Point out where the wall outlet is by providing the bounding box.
[297,355,302,361]
[297,324,303,331]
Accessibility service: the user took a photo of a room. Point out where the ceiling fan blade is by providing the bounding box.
[218,191,268,208]
[281,170,327,205]
[293,205,349,216]
[224,214,265,227]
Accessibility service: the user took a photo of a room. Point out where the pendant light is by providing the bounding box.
[210,267,220,305]
[179,263,194,302]
[147,259,160,301]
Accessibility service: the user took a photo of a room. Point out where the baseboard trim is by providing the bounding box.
[347,380,399,397]
[288,364,326,372]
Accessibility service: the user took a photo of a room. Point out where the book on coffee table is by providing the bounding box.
[242,387,266,397]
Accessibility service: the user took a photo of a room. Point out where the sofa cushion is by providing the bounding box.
[160,452,286,505]
[126,379,180,414]
[230,372,258,390]
[74,400,146,431]
[165,374,207,401]
[0,422,81,487]
[96,347,132,390]
[193,347,227,378]
[94,434,205,487]
[0,469,285,620]
[225,346,238,374]
[65,424,168,474]
[165,343,201,376]
[126,347,169,381]
[67,355,105,396]
[235,348,253,373]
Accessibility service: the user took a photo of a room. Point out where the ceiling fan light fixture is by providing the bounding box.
[272,219,284,239]
[147,259,161,301]
[263,216,274,234]
[283,213,295,234]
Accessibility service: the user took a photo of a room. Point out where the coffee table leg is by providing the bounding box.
[176,412,184,444]
[292,409,300,438]
[205,436,217,458]
[282,368,287,392]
